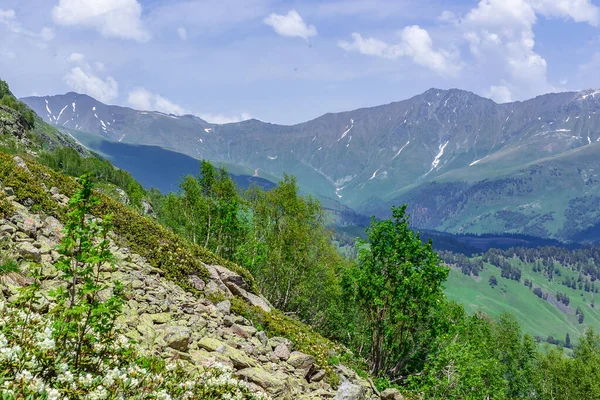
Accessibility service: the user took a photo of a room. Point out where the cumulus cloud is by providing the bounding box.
[338,26,461,77]
[52,0,150,42]
[64,53,119,103]
[127,88,188,115]
[0,8,54,41]
[177,27,187,40]
[198,112,252,124]
[487,85,513,103]
[457,0,600,98]
[263,10,317,40]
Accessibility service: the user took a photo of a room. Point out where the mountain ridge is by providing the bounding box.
[22,87,600,240]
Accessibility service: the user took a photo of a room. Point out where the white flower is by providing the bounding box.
[46,388,61,400]
[155,390,172,400]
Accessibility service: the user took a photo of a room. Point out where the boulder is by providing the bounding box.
[310,369,326,383]
[188,275,205,291]
[287,351,315,370]
[215,300,231,315]
[198,337,226,352]
[17,242,41,262]
[274,343,290,361]
[335,381,366,400]
[235,367,288,396]
[13,156,30,173]
[223,346,257,369]
[232,323,256,338]
[159,326,191,352]
[380,388,404,400]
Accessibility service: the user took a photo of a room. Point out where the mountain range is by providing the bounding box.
[22,88,600,241]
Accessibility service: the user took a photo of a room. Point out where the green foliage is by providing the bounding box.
[160,161,246,259]
[241,175,346,332]
[39,147,145,209]
[0,80,34,129]
[345,205,449,378]
[0,154,57,214]
[49,175,124,370]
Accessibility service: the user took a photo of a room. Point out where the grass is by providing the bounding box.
[445,259,600,343]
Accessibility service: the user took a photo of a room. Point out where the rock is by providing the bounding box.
[160,326,191,352]
[223,346,257,369]
[269,337,292,350]
[223,315,235,327]
[274,343,290,361]
[335,381,366,400]
[235,367,288,396]
[141,200,153,215]
[13,156,30,173]
[243,291,272,313]
[232,323,256,338]
[41,216,63,239]
[287,351,315,370]
[17,242,41,262]
[0,224,15,234]
[380,388,404,400]
[149,313,171,324]
[198,337,226,352]
[188,275,205,291]
[215,300,231,315]
[256,330,269,347]
[310,369,326,383]
[50,187,60,195]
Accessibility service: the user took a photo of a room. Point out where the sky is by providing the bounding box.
[1,0,600,125]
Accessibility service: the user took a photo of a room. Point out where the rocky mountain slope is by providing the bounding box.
[0,153,399,399]
[23,89,600,240]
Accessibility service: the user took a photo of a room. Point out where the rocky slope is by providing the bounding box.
[0,155,401,400]
[23,89,600,240]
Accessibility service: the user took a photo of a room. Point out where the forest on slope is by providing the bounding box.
[5,77,600,398]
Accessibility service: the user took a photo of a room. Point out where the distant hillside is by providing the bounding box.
[23,88,600,241]
[67,129,275,193]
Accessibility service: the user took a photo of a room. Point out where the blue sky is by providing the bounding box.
[1,0,599,124]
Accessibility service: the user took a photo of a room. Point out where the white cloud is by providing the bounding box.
[52,0,150,42]
[0,8,54,41]
[529,0,599,26]
[127,88,188,115]
[65,67,119,103]
[338,26,460,76]
[64,53,118,103]
[487,85,513,102]
[458,0,600,98]
[198,112,252,124]
[263,10,317,40]
[177,27,187,40]
[67,52,85,63]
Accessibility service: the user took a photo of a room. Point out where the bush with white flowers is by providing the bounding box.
[0,177,268,399]
[0,301,268,399]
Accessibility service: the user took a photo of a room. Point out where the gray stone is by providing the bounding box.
[256,330,269,347]
[198,337,226,352]
[188,275,205,291]
[380,388,404,400]
[235,367,288,396]
[160,326,191,352]
[17,242,41,262]
[335,381,366,400]
[269,337,292,350]
[232,323,256,338]
[288,351,315,370]
[310,369,326,383]
[215,300,231,315]
[274,343,290,361]
[13,156,30,173]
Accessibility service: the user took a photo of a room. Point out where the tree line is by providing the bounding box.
[147,160,600,399]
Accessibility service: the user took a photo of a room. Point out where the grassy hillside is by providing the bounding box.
[446,255,600,344]
[67,129,277,193]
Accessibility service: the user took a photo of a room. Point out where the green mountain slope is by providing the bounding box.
[23,88,600,240]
